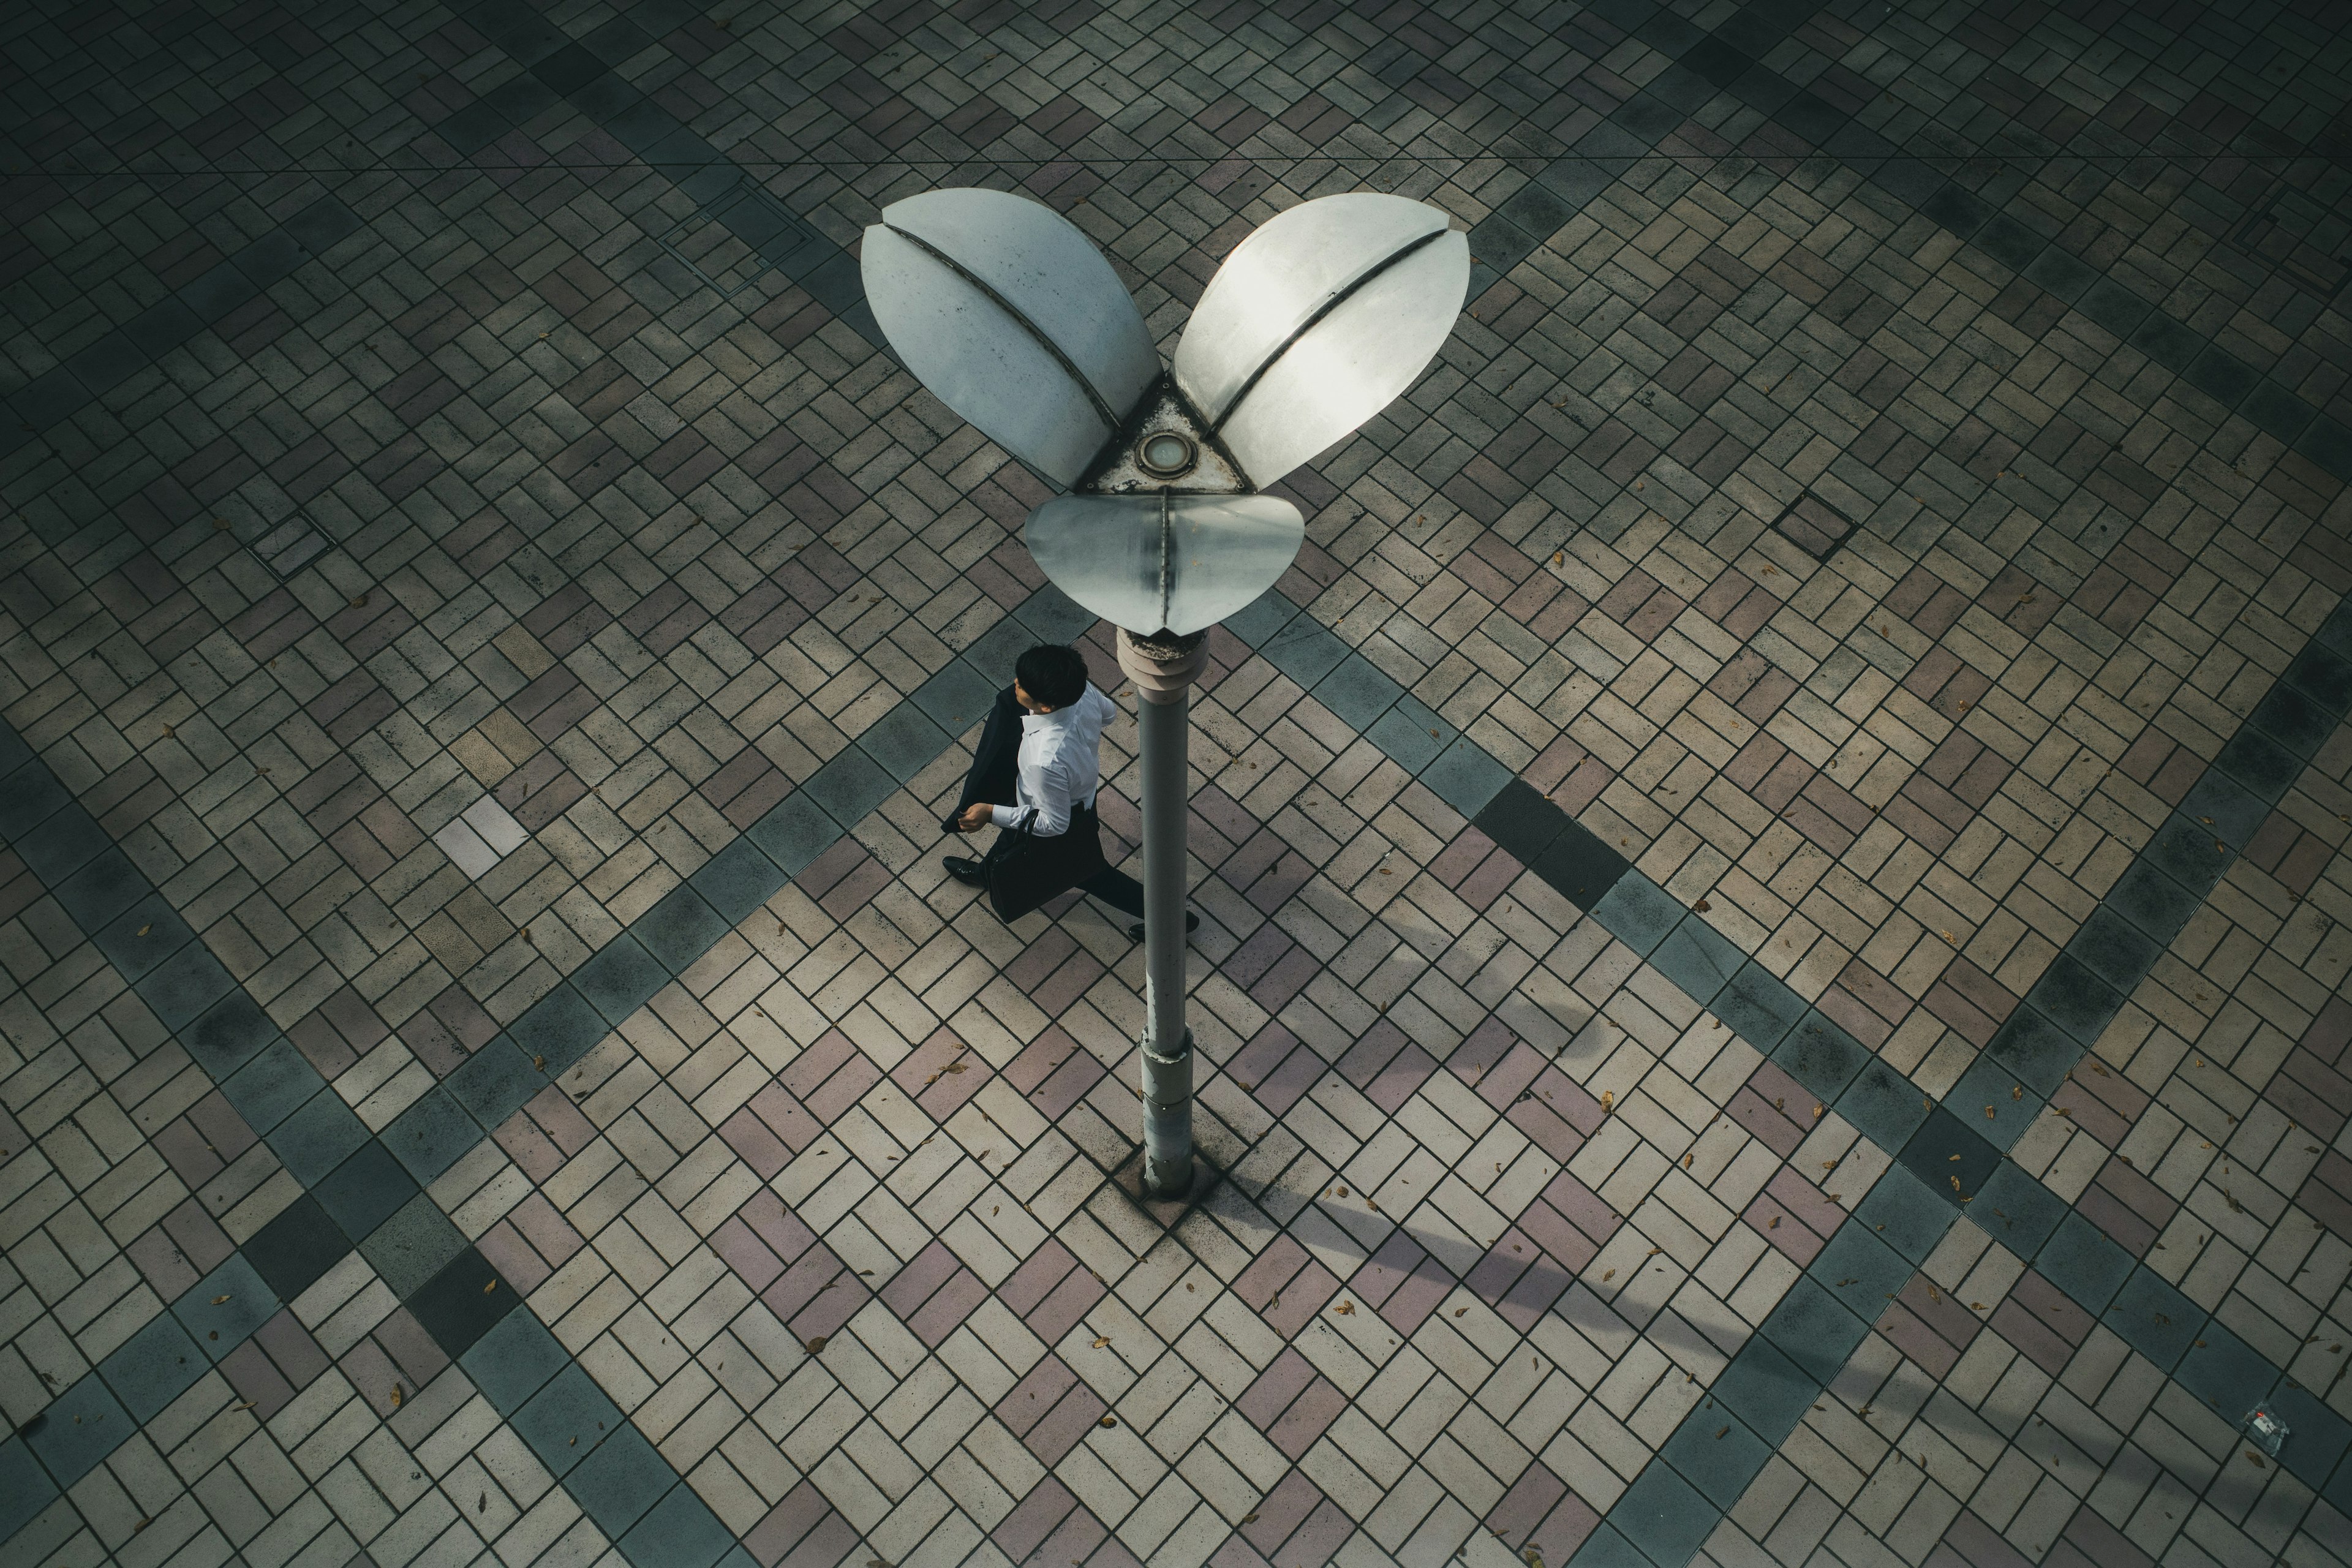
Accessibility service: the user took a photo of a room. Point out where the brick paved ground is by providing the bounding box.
[4,0,2352,1565]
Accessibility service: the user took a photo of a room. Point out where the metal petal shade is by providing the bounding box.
[1025,493,1305,638]
[862,189,1160,487]
[1172,192,1469,488]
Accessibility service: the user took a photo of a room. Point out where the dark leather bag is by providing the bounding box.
[981,802,1109,921]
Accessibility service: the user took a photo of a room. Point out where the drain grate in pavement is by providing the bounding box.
[1770,491,1856,560]
[653,178,825,301]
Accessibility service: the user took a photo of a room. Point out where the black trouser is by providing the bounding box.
[955,685,1145,918]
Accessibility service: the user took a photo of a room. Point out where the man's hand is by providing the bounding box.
[957,804,993,832]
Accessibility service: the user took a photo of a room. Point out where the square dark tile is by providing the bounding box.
[2177,768,2268,851]
[619,1484,735,1568]
[1899,1107,2002,1208]
[314,1139,419,1242]
[2128,313,2204,373]
[748,793,839,879]
[384,1086,485,1183]
[1945,1055,2044,1152]
[2104,1267,2201,1371]
[283,195,363,254]
[1810,1224,1912,1320]
[1985,1001,2079,1100]
[1262,619,1348,689]
[363,1192,469,1300]
[2105,861,2200,945]
[243,1194,352,1302]
[99,1311,206,1423]
[1770,1011,1866,1100]
[121,296,202,359]
[2288,642,2352,714]
[2248,681,2336,757]
[1366,703,1449,775]
[50,847,148,933]
[21,1374,130,1485]
[408,1247,516,1359]
[461,1307,571,1417]
[1717,962,1804,1051]
[2184,346,2260,408]
[266,1088,372,1185]
[2265,1382,2352,1493]
[2035,1212,2133,1315]
[1314,654,1406,731]
[1013,584,1093,644]
[1711,1338,1815,1444]
[1836,1058,1930,1150]
[858,705,951,785]
[172,1254,273,1361]
[1471,778,1566,866]
[805,745,896,829]
[436,100,510,156]
[1419,737,1510,818]
[570,1425,677,1537]
[1761,1276,1870,1385]
[1681,34,1751,86]
[445,1039,546,1129]
[1660,1406,1771,1509]
[176,261,260,322]
[2088,277,2154,341]
[909,659,998,731]
[12,802,107,883]
[221,1038,329,1136]
[92,895,192,982]
[2026,952,2124,1047]
[573,934,668,1023]
[1855,1166,1957,1265]
[0,761,67,841]
[2024,247,2095,301]
[1974,215,2044,270]
[1589,872,1680,957]
[1609,1462,1718,1567]
[1920,184,1992,236]
[2143,812,2235,895]
[138,941,237,1031]
[2066,908,2159,995]
[510,981,611,1074]
[688,838,790,926]
[2214,723,2303,800]
[1649,916,1742,1005]
[516,1363,626,1476]
[0,1438,55,1542]
[635,886,729,974]
[1974,1163,2068,1257]
[2172,1321,2279,1420]
[2243,381,2316,445]
[1223,592,1298,650]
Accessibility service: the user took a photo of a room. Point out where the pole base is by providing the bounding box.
[1109,1147,1220,1229]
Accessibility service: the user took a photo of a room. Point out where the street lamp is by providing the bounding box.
[862,187,1467,1199]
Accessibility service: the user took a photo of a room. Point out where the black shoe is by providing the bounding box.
[943,857,986,888]
[1128,911,1201,941]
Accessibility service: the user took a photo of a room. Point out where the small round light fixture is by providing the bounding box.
[1136,431,1196,479]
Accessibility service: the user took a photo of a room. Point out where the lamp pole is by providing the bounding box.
[859,186,1464,1210]
[1118,627,1207,1198]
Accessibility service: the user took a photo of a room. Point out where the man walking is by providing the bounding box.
[943,644,1198,940]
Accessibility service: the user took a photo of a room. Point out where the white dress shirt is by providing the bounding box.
[990,684,1115,837]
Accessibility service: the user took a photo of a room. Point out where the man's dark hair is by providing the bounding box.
[1016,644,1088,708]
